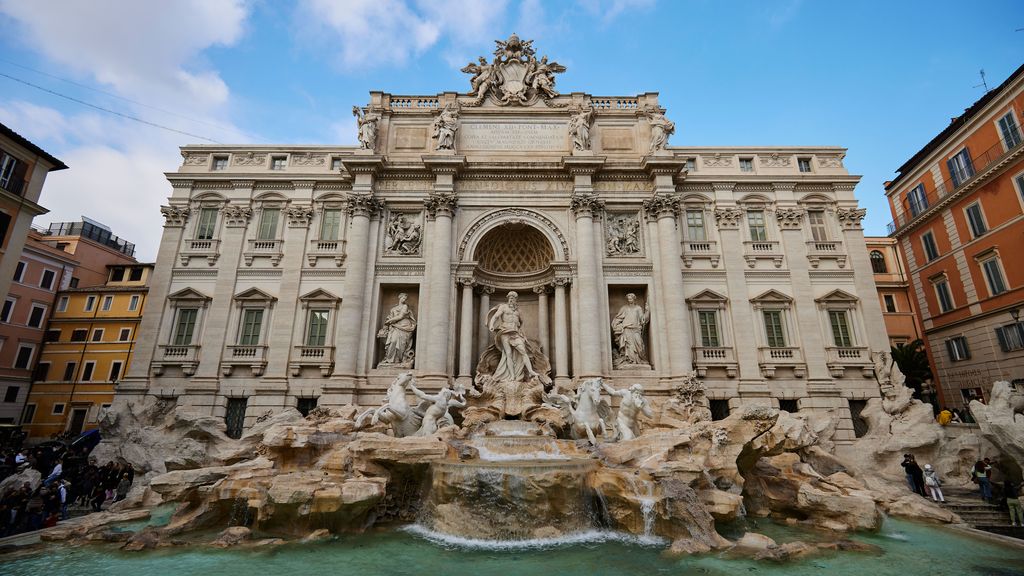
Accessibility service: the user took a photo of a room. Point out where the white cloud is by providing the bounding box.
[0,0,253,260]
[299,0,508,69]
[0,0,247,108]
[576,0,655,24]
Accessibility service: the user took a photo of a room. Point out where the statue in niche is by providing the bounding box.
[384,213,422,255]
[602,381,654,441]
[411,383,467,436]
[611,293,650,368]
[606,214,640,256]
[645,107,675,153]
[355,372,423,437]
[468,291,555,424]
[352,106,380,151]
[568,107,593,151]
[488,291,541,383]
[377,293,416,368]
[431,102,461,151]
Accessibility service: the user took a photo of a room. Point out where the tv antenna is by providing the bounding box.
[973,69,989,92]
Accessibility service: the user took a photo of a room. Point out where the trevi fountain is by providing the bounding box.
[3,35,1024,575]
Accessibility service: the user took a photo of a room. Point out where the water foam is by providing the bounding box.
[403,524,666,550]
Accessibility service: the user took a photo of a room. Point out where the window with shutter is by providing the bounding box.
[947,149,975,187]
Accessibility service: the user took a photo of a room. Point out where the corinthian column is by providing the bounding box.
[553,278,570,386]
[457,278,475,385]
[477,285,492,363]
[333,194,382,380]
[422,192,457,382]
[534,285,550,356]
[570,193,605,377]
[644,193,692,379]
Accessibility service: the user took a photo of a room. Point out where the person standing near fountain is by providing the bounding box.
[487,291,540,382]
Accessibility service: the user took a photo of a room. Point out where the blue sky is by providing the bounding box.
[0,0,1021,260]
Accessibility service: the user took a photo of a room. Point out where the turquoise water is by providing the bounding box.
[3,519,1022,576]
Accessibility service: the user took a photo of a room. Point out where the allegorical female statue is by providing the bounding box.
[377,293,416,367]
[432,102,460,151]
[611,293,650,367]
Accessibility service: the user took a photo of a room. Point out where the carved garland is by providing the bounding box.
[181,152,207,166]
[458,207,571,261]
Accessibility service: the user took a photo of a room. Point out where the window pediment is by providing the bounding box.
[233,287,277,305]
[167,287,212,304]
[815,289,858,304]
[751,289,793,304]
[299,288,340,305]
[686,289,728,305]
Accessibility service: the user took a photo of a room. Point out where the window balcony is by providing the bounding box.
[825,346,872,378]
[244,239,284,266]
[743,240,783,268]
[153,344,201,376]
[179,238,221,266]
[681,240,720,268]
[306,238,346,267]
[221,344,268,376]
[805,240,847,269]
[692,346,737,378]
[757,346,806,378]
[289,345,335,377]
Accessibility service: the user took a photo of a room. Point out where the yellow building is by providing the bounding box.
[23,263,152,439]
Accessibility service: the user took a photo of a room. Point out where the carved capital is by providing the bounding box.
[642,194,680,219]
[775,208,805,230]
[423,192,457,219]
[713,207,744,229]
[221,204,253,227]
[836,207,867,230]
[160,205,190,227]
[457,276,476,288]
[347,194,384,218]
[286,205,314,227]
[570,193,604,219]
[478,285,495,295]
[532,285,549,295]
[553,276,571,288]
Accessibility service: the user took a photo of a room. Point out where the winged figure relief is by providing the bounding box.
[525,56,566,99]
[461,56,496,99]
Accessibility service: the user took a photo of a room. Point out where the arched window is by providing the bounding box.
[870,250,887,273]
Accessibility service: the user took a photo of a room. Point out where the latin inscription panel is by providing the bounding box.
[460,122,567,151]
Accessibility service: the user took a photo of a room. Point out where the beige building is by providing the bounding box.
[116,37,887,443]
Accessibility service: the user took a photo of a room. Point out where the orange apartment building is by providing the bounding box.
[0,232,78,423]
[885,63,1024,408]
[0,122,67,304]
[865,236,923,347]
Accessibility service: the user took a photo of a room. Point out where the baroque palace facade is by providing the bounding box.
[116,37,887,444]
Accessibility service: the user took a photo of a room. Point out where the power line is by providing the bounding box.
[0,57,261,141]
[0,71,221,143]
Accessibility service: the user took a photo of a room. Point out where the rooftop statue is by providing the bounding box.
[352,105,380,151]
[461,34,566,106]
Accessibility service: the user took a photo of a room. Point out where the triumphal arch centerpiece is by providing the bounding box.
[118,35,888,445]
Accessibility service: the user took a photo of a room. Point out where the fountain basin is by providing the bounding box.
[422,458,597,541]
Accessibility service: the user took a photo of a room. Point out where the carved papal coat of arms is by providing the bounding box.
[461,34,566,106]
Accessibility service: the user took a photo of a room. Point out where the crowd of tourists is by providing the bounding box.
[900,453,1024,527]
[0,448,135,537]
